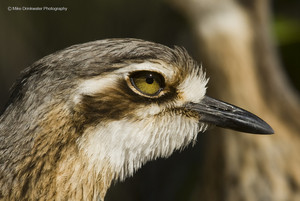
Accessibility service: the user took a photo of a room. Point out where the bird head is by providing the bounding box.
[0,38,273,199]
[52,38,271,179]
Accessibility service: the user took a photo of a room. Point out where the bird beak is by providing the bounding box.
[187,96,274,134]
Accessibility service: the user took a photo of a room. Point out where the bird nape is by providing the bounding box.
[0,38,273,200]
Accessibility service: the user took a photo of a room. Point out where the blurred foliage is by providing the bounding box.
[272,0,300,91]
[274,17,300,45]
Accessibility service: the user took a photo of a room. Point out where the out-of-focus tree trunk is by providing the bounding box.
[168,0,300,200]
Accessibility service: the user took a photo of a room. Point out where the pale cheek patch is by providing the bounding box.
[134,104,162,118]
[178,72,209,103]
[77,115,203,182]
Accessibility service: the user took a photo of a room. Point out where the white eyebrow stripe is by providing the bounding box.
[78,75,118,95]
[73,61,208,105]
[115,61,176,81]
[73,75,119,104]
[73,61,176,104]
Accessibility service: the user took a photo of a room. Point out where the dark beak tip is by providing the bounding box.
[189,96,275,135]
[224,115,275,135]
[255,123,274,135]
[221,119,274,135]
[244,126,274,135]
[243,115,274,135]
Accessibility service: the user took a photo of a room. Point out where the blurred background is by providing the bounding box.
[1,0,299,200]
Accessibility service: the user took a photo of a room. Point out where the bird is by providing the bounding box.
[0,38,273,201]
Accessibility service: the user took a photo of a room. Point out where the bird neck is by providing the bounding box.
[55,146,114,200]
[34,104,115,200]
[0,103,114,200]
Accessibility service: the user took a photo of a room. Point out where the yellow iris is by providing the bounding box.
[130,71,164,96]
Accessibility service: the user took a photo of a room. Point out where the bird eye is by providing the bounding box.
[129,71,165,96]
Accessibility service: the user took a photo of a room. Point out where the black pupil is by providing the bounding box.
[146,76,154,84]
